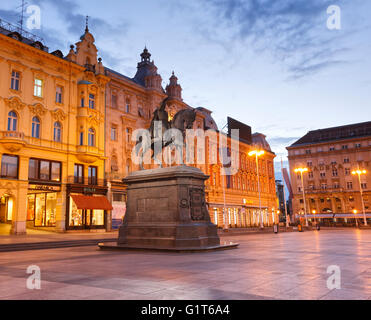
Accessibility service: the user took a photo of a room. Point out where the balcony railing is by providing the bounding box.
[67,175,107,187]
[0,131,25,140]
[305,186,344,193]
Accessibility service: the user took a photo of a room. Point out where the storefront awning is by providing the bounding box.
[71,195,113,211]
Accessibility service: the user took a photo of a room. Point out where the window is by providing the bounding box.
[56,86,63,103]
[321,183,327,190]
[7,111,17,131]
[329,147,335,151]
[331,161,337,165]
[307,161,312,167]
[40,161,50,180]
[320,172,326,178]
[344,158,350,163]
[79,132,84,146]
[28,159,39,180]
[355,143,361,148]
[332,169,338,177]
[80,97,85,107]
[125,100,130,113]
[53,122,62,142]
[347,182,353,190]
[88,166,97,185]
[111,127,117,141]
[88,128,95,147]
[345,168,350,175]
[308,171,314,179]
[34,78,43,97]
[51,162,61,182]
[74,164,84,184]
[1,155,18,179]
[11,71,20,91]
[334,182,340,189]
[342,145,348,150]
[29,159,61,182]
[112,95,117,108]
[31,117,40,138]
[89,94,95,109]
[361,183,367,189]
[305,149,311,154]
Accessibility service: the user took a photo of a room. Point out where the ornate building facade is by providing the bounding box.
[287,122,371,224]
[0,20,278,234]
[104,47,278,229]
[0,23,111,234]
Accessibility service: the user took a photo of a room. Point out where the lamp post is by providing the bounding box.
[294,167,309,227]
[353,209,359,228]
[249,150,265,229]
[351,169,367,226]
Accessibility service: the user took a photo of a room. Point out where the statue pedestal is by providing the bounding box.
[99,166,238,252]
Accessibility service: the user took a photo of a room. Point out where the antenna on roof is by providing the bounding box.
[16,0,28,36]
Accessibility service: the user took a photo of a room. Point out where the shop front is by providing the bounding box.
[66,185,112,231]
[26,184,61,228]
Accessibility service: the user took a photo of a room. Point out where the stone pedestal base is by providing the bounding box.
[106,166,238,251]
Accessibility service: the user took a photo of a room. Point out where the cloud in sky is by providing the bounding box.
[182,0,355,79]
[0,0,369,161]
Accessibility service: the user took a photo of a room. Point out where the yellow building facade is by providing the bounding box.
[0,21,278,234]
[0,25,110,234]
[287,122,371,225]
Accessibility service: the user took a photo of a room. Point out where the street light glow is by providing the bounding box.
[352,170,367,175]
[248,150,265,157]
[294,167,309,173]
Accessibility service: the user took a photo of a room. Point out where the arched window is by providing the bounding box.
[88,128,95,147]
[53,122,62,142]
[32,116,40,138]
[7,111,17,131]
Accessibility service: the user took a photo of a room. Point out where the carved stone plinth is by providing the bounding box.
[100,166,238,252]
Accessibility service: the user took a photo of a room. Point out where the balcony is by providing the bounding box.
[0,131,26,152]
[76,145,101,164]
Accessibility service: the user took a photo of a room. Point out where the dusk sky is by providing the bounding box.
[1,0,370,165]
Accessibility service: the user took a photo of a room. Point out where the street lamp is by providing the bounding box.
[249,150,265,229]
[352,169,367,226]
[294,167,309,227]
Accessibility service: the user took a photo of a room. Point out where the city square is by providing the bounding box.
[1,229,371,300]
[0,0,370,305]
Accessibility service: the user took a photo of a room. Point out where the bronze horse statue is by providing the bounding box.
[135,97,196,169]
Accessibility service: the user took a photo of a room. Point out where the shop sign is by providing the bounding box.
[29,184,61,192]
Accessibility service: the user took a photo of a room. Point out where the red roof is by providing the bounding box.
[71,195,113,211]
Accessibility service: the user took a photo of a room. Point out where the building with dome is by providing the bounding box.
[0,17,278,234]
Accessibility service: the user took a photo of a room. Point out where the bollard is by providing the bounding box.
[274,224,279,234]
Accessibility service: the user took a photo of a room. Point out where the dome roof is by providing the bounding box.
[252,133,272,152]
[196,107,218,131]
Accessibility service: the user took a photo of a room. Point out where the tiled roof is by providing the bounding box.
[105,67,144,87]
[290,121,371,147]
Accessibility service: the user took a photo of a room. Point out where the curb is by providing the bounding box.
[0,238,117,253]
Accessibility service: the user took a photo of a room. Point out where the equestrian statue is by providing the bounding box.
[135,97,196,169]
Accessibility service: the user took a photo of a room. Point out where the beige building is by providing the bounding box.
[0,22,111,234]
[287,122,371,224]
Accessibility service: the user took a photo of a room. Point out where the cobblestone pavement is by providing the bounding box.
[1,229,371,300]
